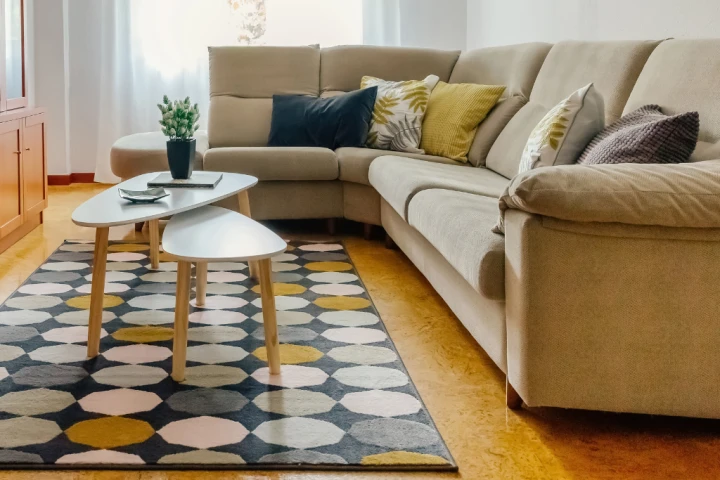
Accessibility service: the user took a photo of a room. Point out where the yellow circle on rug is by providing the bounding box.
[361,451,449,466]
[304,262,353,272]
[66,417,155,449]
[112,326,174,343]
[66,295,123,309]
[253,344,323,364]
[314,296,371,310]
[108,243,149,252]
[251,283,307,296]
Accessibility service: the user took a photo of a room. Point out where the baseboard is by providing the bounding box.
[48,173,95,185]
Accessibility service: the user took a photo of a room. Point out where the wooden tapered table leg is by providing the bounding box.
[237,191,259,280]
[172,261,192,382]
[195,262,207,307]
[149,219,160,270]
[258,258,280,375]
[87,227,109,358]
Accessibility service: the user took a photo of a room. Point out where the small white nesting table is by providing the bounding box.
[71,172,258,358]
[162,205,287,381]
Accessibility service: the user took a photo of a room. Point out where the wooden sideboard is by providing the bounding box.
[0,107,47,253]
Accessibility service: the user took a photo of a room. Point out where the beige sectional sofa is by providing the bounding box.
[113,39,720,418]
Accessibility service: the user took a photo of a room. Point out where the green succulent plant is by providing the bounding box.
[158,95,200,141]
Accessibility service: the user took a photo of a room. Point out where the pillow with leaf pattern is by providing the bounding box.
[361,74,440,154]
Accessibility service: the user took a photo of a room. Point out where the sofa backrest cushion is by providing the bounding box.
[208,46,320,148]
[623,39,720,162]
[486,40,660,179]
[450,42,552,167]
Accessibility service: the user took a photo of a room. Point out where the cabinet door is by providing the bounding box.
[0,119,23,237]
[22,114,46,216]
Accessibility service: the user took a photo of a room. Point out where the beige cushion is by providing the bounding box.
[369,155,509,220]
[408,189,505,301]
[208,97,272,148]
[497,160,720,229]
[110,131,207,181]
[209,46,320,98]
[320,45,459,93]
[336,147,457,186]
[467,95,527,168]
[486,40,660,179]
[203,147,338,181]
[623,39,720,162]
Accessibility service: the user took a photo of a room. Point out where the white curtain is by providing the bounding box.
[362,0,401,46]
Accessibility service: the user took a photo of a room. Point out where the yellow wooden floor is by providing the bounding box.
[0,184,719,480]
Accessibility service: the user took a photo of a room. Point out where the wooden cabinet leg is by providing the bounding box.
[506,377,523,410]
[237,190,259,280]
[327,218,337,236]
[149,219,160,270]
[172,261,192,382]
[195,262,207,307]
[363,223,373,240]
[385,233,397,249]
[135,222,145,232]
[258,258,281,375]
[87,227,109,358]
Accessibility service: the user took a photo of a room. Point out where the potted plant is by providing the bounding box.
[158,95,200,179]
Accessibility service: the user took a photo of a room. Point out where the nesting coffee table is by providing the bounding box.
[71,171,258,358]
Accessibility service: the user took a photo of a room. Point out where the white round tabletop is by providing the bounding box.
[162,206,287,262]
[71,172,258,228]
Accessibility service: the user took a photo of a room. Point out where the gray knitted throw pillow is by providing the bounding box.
[577,105,699,165]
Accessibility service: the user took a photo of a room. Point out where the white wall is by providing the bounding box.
[467,0,720,49]
[399,0,466,50]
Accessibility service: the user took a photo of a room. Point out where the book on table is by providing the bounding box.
[148,172,223,189]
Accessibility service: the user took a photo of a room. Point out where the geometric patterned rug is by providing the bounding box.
[0,240,456,471]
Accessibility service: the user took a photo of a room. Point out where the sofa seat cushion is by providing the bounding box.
[408,189,505,301]
[337,147,457,185]
[369,155,509,219]
[203,147,338,181]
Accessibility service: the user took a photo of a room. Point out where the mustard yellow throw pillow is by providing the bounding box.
[421,82,506,162]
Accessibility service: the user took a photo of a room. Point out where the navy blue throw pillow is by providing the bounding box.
[268,87,378,149]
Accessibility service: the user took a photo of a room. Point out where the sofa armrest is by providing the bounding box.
[496,160,720,231]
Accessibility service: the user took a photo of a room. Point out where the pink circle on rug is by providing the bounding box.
[299,243,343,252]
[107,252,146,262]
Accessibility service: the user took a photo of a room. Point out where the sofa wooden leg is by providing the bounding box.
[135,222,144,232]
[506,377,523,410]
[327,218,337,236]
[385,233,397,250]
[363,223,373,240]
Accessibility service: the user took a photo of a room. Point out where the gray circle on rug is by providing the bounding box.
[30,272,82,283]
[302,253,348,262]
[0,326,39,343]
[259,450,347,465]
[271,273,304,283]
[135,283,177,294]
[348,418,440,449]
[166,389,248,415]
[251,326,318,343]
[12,365,88,387]
[0,450,44,464]
[49,252,94,262]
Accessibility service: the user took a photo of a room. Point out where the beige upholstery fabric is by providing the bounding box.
[504,209,720,417]
[209,46,320,98]
[320,45,459,93]
[467,95,527,168]
[382,200,507,371]
[343,183,382,225]
[449,42,552,98]
[486,40,660,178]
[624,39,720,162]
[408,190,505,301]
[110,131,207,181]
[208,98,273,148]
[203,147,338,181]
[336,147,457,185]
[369,156,509,220]
[497,160,720,229]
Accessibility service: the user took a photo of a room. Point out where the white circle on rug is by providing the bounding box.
[306,272,358,284]
[272,253,298,263]
[56,450,144,465]
[40,262,88,272]
[106,262,143,271]
[327,345,398,365]
[78,388,162,416]
[299,243,343,252]
[186,345,248,364]
[140,272,176,283]
[158,417,249,449]
[252,389,336,417]
[340,390,421,417]
[253,417,344,449]
[272,263,301,273]
[86,271,136,282]
[192,296,247,310]
[5,296,62,310]
[0,368,7,382]
[251,365,329,388]
[56,310,115,326]
[107,252,146,262]
[0,345,24,362]
[187,326,248,343]
[251,311,313,326]
[332,365,408,389]
[0,310,52,326]
[318,311,379,327]
[18,283,73,295]
[321,327,387,344]
[42,326,108,344]
[120,310,174,326]
[196,283,247,295]
[103,344,173,364]
[189,310,247,325]
[181,365,248,388]
[75,283,130,294]
[251,296,309,311]
[207,262,247,271]
[92,365,168,387]
[155,262,178,272]
[28,344,88,364]
[206,272,247,283]
[59,244,95,253]
[309,284,364,296]
[128,294,177,310]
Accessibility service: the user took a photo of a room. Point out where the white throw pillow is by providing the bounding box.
[518,83,604,173]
